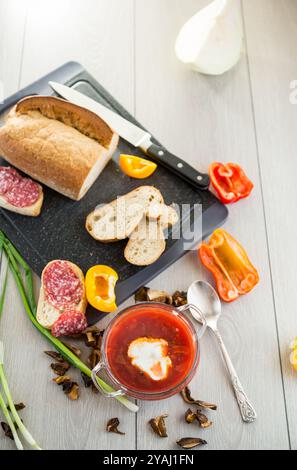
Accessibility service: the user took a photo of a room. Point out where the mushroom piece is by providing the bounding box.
[106,418,125,435]
[147,290,173,304]
[177,437,207,449]
[172,291,188,307]
[88,349,101,370]
[149,414,168,438]
[196,410,213,429]
[1,422,14,440]
[53,375,72,385]
[185,408,197,424]
[50,361,71,376]
[181,387,217,411]
[64,382,79,400]
[44,351,65,363]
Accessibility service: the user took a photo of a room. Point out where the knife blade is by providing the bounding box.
[49,81,210,190]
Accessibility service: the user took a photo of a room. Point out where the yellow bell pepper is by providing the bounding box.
[119,155,157,179]
[290,338,297,372]
[86,265,118,313]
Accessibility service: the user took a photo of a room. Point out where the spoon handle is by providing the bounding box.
[212,328,257,423]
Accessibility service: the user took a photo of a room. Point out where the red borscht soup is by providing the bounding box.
[105,304,198,395]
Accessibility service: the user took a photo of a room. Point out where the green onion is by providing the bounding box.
[0,389,23,450]
[0,342,41,450]
[0,231,138,413]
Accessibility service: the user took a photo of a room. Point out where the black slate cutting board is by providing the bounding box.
[0,62,228,324]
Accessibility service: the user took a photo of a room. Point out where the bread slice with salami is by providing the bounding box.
[37,260,87,337]
[0,166,43,216]
[0,96,119,201]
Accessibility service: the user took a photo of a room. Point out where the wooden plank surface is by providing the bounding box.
[134,0,289,450]
[243,0,297,450]
[0,0,296,450]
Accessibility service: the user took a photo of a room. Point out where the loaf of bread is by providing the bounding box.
[0,96,119,200]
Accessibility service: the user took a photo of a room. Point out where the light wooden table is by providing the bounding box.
[0,0,296,451]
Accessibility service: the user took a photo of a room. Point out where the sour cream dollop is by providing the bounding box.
[128,337,172,382]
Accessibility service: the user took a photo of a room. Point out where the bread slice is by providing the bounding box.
[37,260,87,329]
[147,203,179,228]
[0,188,43,216]
[0,96,119,200]
[124,217,166,266]
[86,186,164,242]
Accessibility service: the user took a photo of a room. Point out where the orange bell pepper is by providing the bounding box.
[119,155,157,179]
[85,265,118,313]
[199,229,259,303]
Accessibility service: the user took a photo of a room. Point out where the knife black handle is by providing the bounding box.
[146,144,210,191]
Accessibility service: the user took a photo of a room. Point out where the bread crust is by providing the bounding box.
[0,96,119,200]
[37,260,87,330]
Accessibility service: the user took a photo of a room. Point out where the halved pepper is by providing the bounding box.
[119,154,157,179]
[199,229,259,303]
[85,265,118,313]
[209,162,254,204]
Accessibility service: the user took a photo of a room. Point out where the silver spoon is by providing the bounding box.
[188,280,257,423]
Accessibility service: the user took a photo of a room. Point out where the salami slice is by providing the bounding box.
[5,177,41,208]
[43,261,83,309]
[0,167,20,195]
[51,310,87,338]
[0,166,40,208]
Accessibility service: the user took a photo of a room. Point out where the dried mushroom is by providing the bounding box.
[181,387,217,411]
[50,361,71,376]
[134,286,149,302]
[177,437,207,449]
[44,351,65,363]
[135,287,173,304]
[81,372,93,388]
[149,414,168,438]
[1,422,14,440]
[147,290,172,304]
[62,342,81,357]
[172,291,187,307]
[106,418,125,435]
[88,349,101,370]
[7,403,25,412]
[64,382,79,400]
[53,375,71,385]
[83,326,104,349]
[185,408,213,429]
[196,410,212,429]
[185,408,197,424]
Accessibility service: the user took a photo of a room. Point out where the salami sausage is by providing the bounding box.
[0,166,40,208]
[0,167,20,195]
[51,310,87,338]
[43,261,83,309]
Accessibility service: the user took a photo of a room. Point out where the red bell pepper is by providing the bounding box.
[199,229,259,303]
[209,163,254,204]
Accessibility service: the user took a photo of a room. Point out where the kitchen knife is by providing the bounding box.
[49,81,210,190]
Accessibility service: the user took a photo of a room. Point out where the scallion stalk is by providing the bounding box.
[0,342,41,450]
